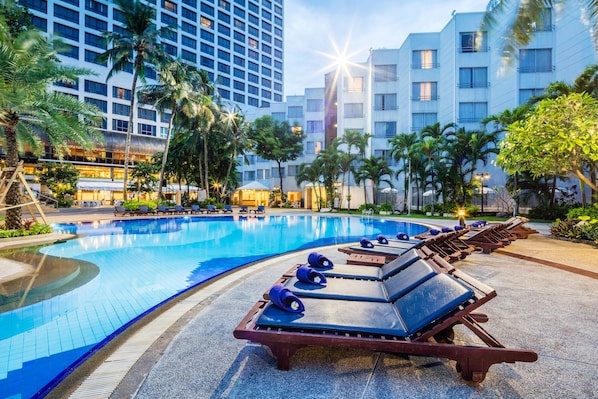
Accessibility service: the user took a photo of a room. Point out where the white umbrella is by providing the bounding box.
[379,187,398,193]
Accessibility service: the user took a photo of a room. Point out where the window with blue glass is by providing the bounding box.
[273,82,282,92]
[248,85,258,95]
[180,36,195,49]
[233,93,245,103]
[261,78,271,88]
[138,123,156,136]
[262,9,271,20]
[234,30,245,42]
[218,36,231,48]
[233,80,245,90]
[248,13,258,26]
[59,44,79,59]
[519,49,552,73]
[84,97,107,112]
[274,15,282,27]
[218,76,230,86]
[219,0,230,10]
[262,43,271,54]
[458,102,487,123]
[86,0,107,16]
[233,43,245,54]
[113,103,130,116]
[261,89,271,99]
[200,42,215,55]
[233,68,244,79]
[248,97,258,107]
[218,49,230,61]
[163,43,177,56]
[233,55,244,66]
[182,50,197,62]
[248,1,258,12]
[274,49,282,59]
[54,22,78,41]
[274,60,282,70]
[161,12,177,25]
[234,18,245,30]
[274,71,282,81]
[234,0,245,5]
[112,119,128,132]
[274,4,281,15]
[113,8,126,22]
[32,15,47,31]
[55,80,79,90]
[274,27,282,37]
[85,32,106,49]
[248,49,258,60]
[233,6,244,17]
[84,80,107,95]
[138,108,156,121]
[113,86,131,101]
[54,4,78,23]
[218,62,230,74]
[262,0,271,8]
[262,32,271,43]
[201,56,214,68]
[182,21,197,35]
[374,122,396,138]
[248,61,258,72]
[182,7,197,21]
[201,2,215,15]
[218,10,230,23]
[84,49,105,65]
[162,29,177,42]
[219,88,230,99]
[274,93,282,102]
[218,24,230,36]
[201,29,215,42]
[248,25,258,37]
[262,54,271,65]
[262,66,271,76]
[183,0,197,7]
[21,0,47,12]
[262,20,271,31]
[274,37,282,48]
[113,25,127,35]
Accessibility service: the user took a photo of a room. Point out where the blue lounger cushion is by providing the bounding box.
[360,237,375,248]
[307,252,333,268]
[441,227,453,233]
[296,265,327,285]
[429,229,440,235]
[347,243,414,257]
[269,285,305,313]
[317,249,420,281]
[284,259,437,302]
[377,234,389,244]
[396,232,409,241]
[257,273,474,337]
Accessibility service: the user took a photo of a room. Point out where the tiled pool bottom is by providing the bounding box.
[0,215,427,398]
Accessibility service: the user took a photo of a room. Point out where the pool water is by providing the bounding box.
[0,215,427,398]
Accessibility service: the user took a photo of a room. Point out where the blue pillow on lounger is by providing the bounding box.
[454,225,464,231]
[429,229,440,235]
[360,237,375,248]
[441,227,452,233]
[296,265,327,285]
[396,232,409,240]
[269,285,305,313]
[377,234,389,244]
[307,252,334,268]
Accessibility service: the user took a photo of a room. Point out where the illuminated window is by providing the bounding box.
[201,16,213,29]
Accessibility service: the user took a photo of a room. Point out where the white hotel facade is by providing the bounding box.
[246,7,597,209]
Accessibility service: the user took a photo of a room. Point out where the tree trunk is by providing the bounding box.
[277,160,284,200]
[157,106,177,200]
[123,67,140,201]
[203,129,209,198]
[3,119,22,230]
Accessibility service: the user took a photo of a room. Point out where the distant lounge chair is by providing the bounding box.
[251,205,266,214]
[338,238,423,262]
[190,204,204,214]
[173,205,189,215]
[222,205,233,213]
[156,205,172,215]
[138,205,156,215]
[206,205,219,213]
[239,205,248,213]
[234,266,537,382]
[113,205,131,217]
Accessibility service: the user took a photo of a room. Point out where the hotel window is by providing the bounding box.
[113,8,126,23]
[460,31,488,53]
[233,93,245,103]
[218,49,230,61]
[374,150,394,165]
[234,43,245,54]
[248,1,258,12]
[248,13,259,26]
[374,94,397,111]
[161,12,177,26]
[288,106,303,118]
[262,66,272,76]
[262,32,272,43]
[344,77,364,92]
[248,85,258,95]
[85,32,106,49]
[374,64,397,82]
[262,9,271,20]
[162,0,177,13]
[182,35,197,49]
[344,103,364,118]
[234,6,244,17]
[248,61,258,72]
[531,8,552,31]
[32,16,47,31]
[234,30,246,42]
[519,88,544,105]
[218,76,230,86]
[200,2,215,16]
[161,112,172,123]
[412,82,438,101]
[412,50,437,69]
[182,50,196,63]
[113,103,131,116]
[163,43,177,56]
[234,19,245,30]
[201,17,213,29]
[244,171,255,180]
[220,88,230,99]
[84,49,105,65]
[85,0,107,16]
[459,67,488,88]
[271,167,285,178]
[262,20,271,31]
[54,23,78,41]
[218,62,230,74]
[55,80,79,90]
[306,99,323,112]
[262,54,271,65]
[201,43,214,55]
[271,112,285,122]
[262,43,271,54]
[412,113,437,131]
[261,78,271,87]
[183,0,197,7]
[218,24,231,36]
[138,123,156,136]
[256,168,270,179]
[182,7,197,21]
[220,0,230,10]
[218,10,230,24]
[234,55,245,66]
[248,49,258,60]
[458,102,488,123]
[21,0,47,12]
[248,25,259,37]
[305,141,315,154]
[233,80,245,90]
[218,36,231,48]
[54,4,78,23]
[112,119,128,132]
[160,127,169,139]
[182,21,197,35]
[248,37,258,48]
[162,29,177,42]
[84,80,107,95]
[262,89,271,99]
[519,49,552,73]
[84,97,107,112]
[306,120,323,133]
[374,122,396,138]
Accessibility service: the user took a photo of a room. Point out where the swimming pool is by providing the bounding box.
[0,215,427,398]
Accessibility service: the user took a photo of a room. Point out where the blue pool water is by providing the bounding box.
[0,215,427,398]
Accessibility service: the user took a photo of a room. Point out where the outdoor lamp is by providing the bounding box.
[458,209,466,227]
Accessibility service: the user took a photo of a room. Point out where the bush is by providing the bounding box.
[123,200,157,211]
[528,203,572,221]
[358,203,377,213]
[378,203,393,212]
[0,221,52,238]
[550,219,583,239]
[567,203,598,221]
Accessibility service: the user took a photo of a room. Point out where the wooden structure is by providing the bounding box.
[0,161,48,224]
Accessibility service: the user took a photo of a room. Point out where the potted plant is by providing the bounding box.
[378,203,393,215]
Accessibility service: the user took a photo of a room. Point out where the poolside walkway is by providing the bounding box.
[22,208,598,398]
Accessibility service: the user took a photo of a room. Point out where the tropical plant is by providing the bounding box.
[296,162,323,211]
[128,160,158,199]
[98,0,171,200]
[0,12,103,228]
[36,162,79,207]
[218,104,249,198]
[354,156,393,204]
[248,115,303,199]
[315,144,341,207]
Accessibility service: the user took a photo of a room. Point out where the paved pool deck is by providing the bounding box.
[18,208,598,398]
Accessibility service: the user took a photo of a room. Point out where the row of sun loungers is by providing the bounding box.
[113,204,266,217]
[234,218,539,383]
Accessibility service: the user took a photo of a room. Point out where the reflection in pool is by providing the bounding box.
[0,215,427,398]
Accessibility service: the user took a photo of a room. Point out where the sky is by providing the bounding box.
[283,0,487,97]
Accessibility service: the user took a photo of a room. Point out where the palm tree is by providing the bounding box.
[219,104,249,198]
[316,144,341,207]
[482,1,598,62]
[355,156,393,204]
[574,64,598,98]
[389,132,418,210]
[98,0,170,200]
[296,162,323,211]
[138,60,209,199]
[342,130,372,204]
[0,21,103,229]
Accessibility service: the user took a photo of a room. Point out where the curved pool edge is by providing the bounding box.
[45,244,347,399]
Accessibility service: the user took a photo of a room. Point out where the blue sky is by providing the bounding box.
[283,0,486,97]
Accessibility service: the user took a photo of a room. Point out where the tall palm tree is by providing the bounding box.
[355,156,393,204]
[98,0,170,200]
[0,22,103,229]
[316,144,341,207]
[482,1,598,62]
[342,130,372,204]
[138,60,209,199]
[296,162,323,211]
[389,132,418,210]
[574,64,598,98]
[219,104,249,198]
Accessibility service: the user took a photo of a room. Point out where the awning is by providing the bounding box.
[236,181,270,191]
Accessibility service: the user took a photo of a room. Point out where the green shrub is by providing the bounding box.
[550,219,583,239]
[378,203,393,212]
[529,203,571,221]
[567,203,598,221]
[0,222,52,238]
[123,200,157,211]
[358,203,377,213]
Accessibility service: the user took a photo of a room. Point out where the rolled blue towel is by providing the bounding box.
[441,227,453,233]
[376,234,389,244]
[429,229,440,235]
[296,265,327,285]
[471,222,480,228]
[395,232,409,241]
[476,220,487,226]
[360,237,374,248]
[307,252,334,268]
[269,284,305,313]
[454,225,464,231]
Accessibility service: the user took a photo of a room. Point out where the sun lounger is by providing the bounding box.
[113,205,131,217]
[173,205,190,215]
[156,205,173,215]
[251,205,266,214]
[493,217,539,239]
[338,239,423,262]
[460,225,512,254]
[190,204,205,214]
[206,205,219,214]
[223,205,233,213]
[138,205,156,215]
[239,205,248,213]
[234,269,537,382]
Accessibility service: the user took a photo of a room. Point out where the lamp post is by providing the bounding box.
[475,173,490,214]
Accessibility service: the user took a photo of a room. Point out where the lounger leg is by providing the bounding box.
[266,343,302,371]
[455,357,490,383]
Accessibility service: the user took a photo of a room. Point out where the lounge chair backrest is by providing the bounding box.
[115,206,126,212]
[383,260,437,302]
[380,249,420,279]
[175,205,184,211]
[394,273,474,335]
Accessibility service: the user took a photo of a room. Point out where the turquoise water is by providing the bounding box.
[0,215,427,398]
